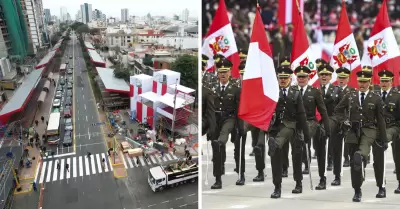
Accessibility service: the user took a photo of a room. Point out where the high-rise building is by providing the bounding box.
[121,8,129,23]
[20,0,44,54]
[80,3,92,24]
[180,8,189,22]
[67,13,71,21]
[60,6,68,22]
[75,10,82,22]
[44,9,51,24]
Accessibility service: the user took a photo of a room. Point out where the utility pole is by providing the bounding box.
[170,79,178,142]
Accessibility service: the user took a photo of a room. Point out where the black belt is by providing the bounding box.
[352,121,376,127]
[215,111,235,117]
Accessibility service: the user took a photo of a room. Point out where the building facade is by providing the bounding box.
[121,9,128,23]
[44,9,51,24]
[21,0,44,54]
[80,3,92,24]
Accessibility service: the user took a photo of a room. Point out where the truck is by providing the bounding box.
[148,157,198,192]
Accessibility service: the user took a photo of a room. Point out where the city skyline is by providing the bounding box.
[42,0,198,21]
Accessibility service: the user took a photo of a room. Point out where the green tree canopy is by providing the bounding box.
[171,54,197,90]
[143,54,153,67]
[70,22,85,31]
[76,24,90,37]
[113,68,130,81]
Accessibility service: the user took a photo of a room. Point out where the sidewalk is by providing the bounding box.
[15,146,40,195]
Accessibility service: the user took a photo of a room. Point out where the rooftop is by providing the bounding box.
[96,67,130,93]
[88,49,105,64]
[139,92,161,102]
[0,68,43,116]
[35,50,56,69]
[169,84,195,94]
[84,42,95,49]
[158,93,188,109]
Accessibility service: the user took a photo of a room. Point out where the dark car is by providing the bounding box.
[65,97,72,106]
[60,79,65,85]
[57,86,63,91]
[64,107,72,118]
[69,56,72,59]
[67,83,73,89]
[67,68,73,74]
[63,131,73,146]
[67,90,72,97]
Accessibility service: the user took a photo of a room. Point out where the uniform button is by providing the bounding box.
[219,108,222,110]
[283,107,286,109]
[220,102,222,104]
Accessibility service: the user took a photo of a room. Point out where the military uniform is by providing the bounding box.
[314,64,343,190]
[259,66,310,198]
[331,67,354,186]
[202,55,217,138]
[210,58,241,189]
[293,66,331,176]
[334,71,387,202]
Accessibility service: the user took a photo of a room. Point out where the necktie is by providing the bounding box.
[361,92,365,105]
[382,91,387,101]
[300,88,304,96]
[321,85,326,97]
[221,85,225,93]
[282,88,287,97]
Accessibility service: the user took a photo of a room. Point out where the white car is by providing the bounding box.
[53,99,61,107]
[65,118,73,131]
[55,91,62,99]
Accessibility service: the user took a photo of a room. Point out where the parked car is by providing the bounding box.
[67,90,72,97]
[68,77,73,83]
[47,135,60,145]
[65,61,69,65]
[67,83,73,89]
[60,80,65,85]
[64,118,73,131]
[55,91,62,99]
[53,99,61,107]
[69,56,72,59]
[67,68,73,74]
[57,86,63,91]
[64,107,72,118]
[65,97,72,106]
[63,131,73,146]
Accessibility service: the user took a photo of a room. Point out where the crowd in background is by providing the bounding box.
[202,0,400,61]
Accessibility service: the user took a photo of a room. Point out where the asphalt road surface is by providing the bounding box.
[40,34,198,209]
[202,134,400,209]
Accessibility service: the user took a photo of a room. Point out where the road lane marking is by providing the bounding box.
[46,161,53,182]
[84,104,86,110]
[126,154,133,168]
[90,155,97,174]
[123,154,128,168]
[107,156,113,171]
[66,158,71,179]
[150,155,157,164]
[83,94,84,99]
[73,157,77,177]
[96,154,102,173]
[34,162,41,183]
[39,162,47,183]
[132,157,138,167]
[155,155,162,163]
[171,153,178,160]
[52,161,58,181]
[88,128,90,139]
[139,156,145,166]
[79,156,84,176]
[60,159,65,180]
[86,116,88,121]
[101,153,109,172]
[85,156,90,175]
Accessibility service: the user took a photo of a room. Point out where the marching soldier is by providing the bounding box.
[374,70,400,197]
[314,63,342,190]
[331,67,354,186]
[202,55,216,138]
[334,70,387,202]
[294,66,330,175]
[280,56,291,178]
[258,66,310,198]
[210,58,241,189]
[335,67,355,168]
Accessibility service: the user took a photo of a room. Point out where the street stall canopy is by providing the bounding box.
[168,84,195,94]
[38,91,47,103]
[48,72,53,80]
[35,50,56,69]
[96,67,130,93]
[84,42,95,50]
[43,80,50,90]
[158,93,191,109]
[51,39,63,51]
[88,49,105,65]
[0,68,43,123]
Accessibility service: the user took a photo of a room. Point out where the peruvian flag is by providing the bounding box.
[361,0,400,85]
[238,8,279,131]
[329,1,362,88]
[202,0,240,78]
[290,5,316,86]
[278,0,304,34]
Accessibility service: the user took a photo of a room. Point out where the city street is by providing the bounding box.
[202,134,400,209]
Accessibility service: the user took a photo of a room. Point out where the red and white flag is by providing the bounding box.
[238,8,279,131]
[290,5,316,86]
[278,0,304,33]
[329,1,362,88]
[361,0,400,85]
[202,0,240,78]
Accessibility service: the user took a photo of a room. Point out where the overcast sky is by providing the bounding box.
[42,0,199,19]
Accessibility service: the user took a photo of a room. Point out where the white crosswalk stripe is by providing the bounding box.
[38,152,182,183]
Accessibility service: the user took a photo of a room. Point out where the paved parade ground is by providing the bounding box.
[201,134,400,209]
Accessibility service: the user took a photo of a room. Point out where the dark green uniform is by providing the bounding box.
[334,70,387,202]
[258,66,310,198]
[341,85,356,167]
[314,64,343,190]
[202,55,216,138]
[210,58,241,189]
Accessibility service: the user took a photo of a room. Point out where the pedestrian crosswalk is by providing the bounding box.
[37,152,180,183]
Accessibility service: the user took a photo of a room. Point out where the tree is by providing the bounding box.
[50,35,59,46]
[143,54,153,67]
[113,68,130,81]
[70,22,85,31]
[171,55,197,90]
[89,28,100,35]
[76,24,90,38]
[16,66,22,76]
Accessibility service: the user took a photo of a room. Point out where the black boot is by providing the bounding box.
[315,177,326,190]
[270,185,281,199]
[236,173,245,186]
[222,165,225,175]
[268,137,278,157]
[253,171,265,182]
[376,187,386,198]
[211,176,222,189]
[282,169,288,178]
[292,181,302,194]
[395,184,400,194]
[249,151,255,156]
[233,168,237,172]
[367,155,370,164]
[343,157,350,167]
[302,164,309,174]
[331,176,341,186]
[352,188,362,202]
